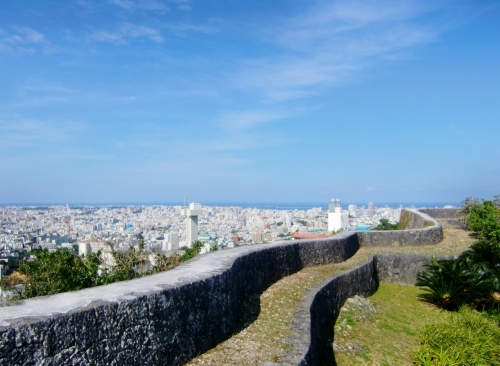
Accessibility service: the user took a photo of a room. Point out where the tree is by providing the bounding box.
[373,219,398,231]
[180,240,204,262]
[459,198,500,241]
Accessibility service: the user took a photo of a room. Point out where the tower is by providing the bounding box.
[180,203,203,248]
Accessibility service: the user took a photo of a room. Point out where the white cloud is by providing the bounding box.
[7,27,45,44]
[89,23,164,43]
[0,27,49,53]
[166,0,191,11]
[110,0,170,12]
[232,0,444,102]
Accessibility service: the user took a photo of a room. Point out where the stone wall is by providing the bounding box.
[285,253,452,366]
[418,208,459,219]
[357,209,443,247]
[0,209,449,366]
[418,208,462,227]
[0,233,359,366]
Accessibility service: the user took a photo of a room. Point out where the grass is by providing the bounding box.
[413,307,500,366]
[334,284,450,366]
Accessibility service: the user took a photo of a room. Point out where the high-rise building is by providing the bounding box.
[180,203,203,248]
[328,199,349,232]
[328,199,341,213]
[348,204,357,217]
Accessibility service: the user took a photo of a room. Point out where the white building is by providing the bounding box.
[180,203,203,248]
[328,199,349,232]
[163,232,179,251]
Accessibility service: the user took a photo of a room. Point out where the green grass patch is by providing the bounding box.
[334,284,449,366]
[413,306,500,366]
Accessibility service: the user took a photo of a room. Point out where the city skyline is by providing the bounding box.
[1,1,499,204]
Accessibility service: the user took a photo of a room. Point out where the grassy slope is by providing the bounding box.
[334,284,449,366]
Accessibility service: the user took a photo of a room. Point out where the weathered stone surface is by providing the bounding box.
[357,209,443,247]
[375,254,454,285]
[418,208,459,219]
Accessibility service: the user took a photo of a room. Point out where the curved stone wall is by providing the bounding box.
[0,209,447,366]
[283,253,452,366]
[357,209,443,247]
[0,234,359,366]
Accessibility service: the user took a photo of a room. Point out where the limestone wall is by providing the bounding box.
[0,233,359,366]
[357,209,443,247]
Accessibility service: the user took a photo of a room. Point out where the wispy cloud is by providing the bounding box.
[167,0,191,11]
[217,109,299,130]
[110,0,170,12]
[0,27,49,53]
[0,119,83,149]
[165,23,217,35]
[232,0,444,102]
[89,23,164,43]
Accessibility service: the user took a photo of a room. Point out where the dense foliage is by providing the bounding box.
[413,307,500,365]
[17,248,102,297]
[459,196,500,240]
[416,196,500,310]
[373,218,398,230]
[2,239,207,299]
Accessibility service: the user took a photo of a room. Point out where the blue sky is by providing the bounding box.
[1,0,499,205]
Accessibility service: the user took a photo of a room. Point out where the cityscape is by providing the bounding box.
[1,200,442,261]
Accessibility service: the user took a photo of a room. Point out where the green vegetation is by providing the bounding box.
[412,195,500,365]
[413,307,500,365]
[180,240,204,261]
[1,239,206,299]
[334,284,448,366]
[459,197,500,240]
[373,218,398,230]
[416,196,500,310]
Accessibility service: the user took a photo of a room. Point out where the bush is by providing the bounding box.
[373,219,398,230]
[4,238,207,299]
[180,240,204,262]
[416,240,500,310]
[17,248,102,297]
[412,307,500,365]
[459,197,500,240]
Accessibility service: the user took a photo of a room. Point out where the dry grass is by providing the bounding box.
[186,221,474,365]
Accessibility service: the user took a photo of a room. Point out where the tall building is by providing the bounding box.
[180,203,203,248]
[328,199,348,232]
[328,199,341,213]
[348,204,357,217]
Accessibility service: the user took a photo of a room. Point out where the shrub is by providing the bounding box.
[17,248,102,297]
[373,219,398,230]
[459,197,500,240]
[416,239,500,310]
